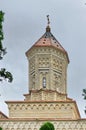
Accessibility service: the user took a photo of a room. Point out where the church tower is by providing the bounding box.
[25,16,69,101]
[6,16,81,120]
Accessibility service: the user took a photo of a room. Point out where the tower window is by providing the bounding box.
[43,77,46,88]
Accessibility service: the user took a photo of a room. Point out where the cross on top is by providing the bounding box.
[47,15,50,26]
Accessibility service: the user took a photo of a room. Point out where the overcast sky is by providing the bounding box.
[0,0,86,118]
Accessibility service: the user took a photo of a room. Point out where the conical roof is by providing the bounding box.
[26,25,69,62]
[34,26,66,51]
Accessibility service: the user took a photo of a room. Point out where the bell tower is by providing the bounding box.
[6,16,81,120]
[26,16,69,96]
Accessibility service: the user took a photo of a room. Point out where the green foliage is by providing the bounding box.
[0,11,6,60]
[82,89,86,100]
[0,127,2,130]
[0,11,13,83]
[40,122,55,130]
[0,68,13,82]
[82,89,86,114]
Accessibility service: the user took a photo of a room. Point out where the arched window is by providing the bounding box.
[42,77,46,88]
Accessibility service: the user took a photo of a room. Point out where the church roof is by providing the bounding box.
[34,26,66,52]
[26,26,69,62]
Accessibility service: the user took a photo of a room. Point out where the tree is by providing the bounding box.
[0,11,13,82]
[82,89,86,113]
[0,127,2,130]
[40,122,55,130]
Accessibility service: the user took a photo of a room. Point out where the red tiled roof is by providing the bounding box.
[26,26,69,62]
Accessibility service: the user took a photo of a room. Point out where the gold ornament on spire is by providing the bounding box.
[46,15,51,32]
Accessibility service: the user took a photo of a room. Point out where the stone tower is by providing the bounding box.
[25,21,69,102]
[6,18,80,120]
[26,25,69,95]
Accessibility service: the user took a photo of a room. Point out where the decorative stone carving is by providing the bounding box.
[6,100,80,120]
[0,120,86,130]
[53,72,61,91]
[29,56,35,72]
[38,55,50,68]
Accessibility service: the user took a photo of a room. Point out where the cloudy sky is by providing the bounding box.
[0,0,86,118]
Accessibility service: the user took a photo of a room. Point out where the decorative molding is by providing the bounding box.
[6,100,80,119]
[0,120,86,130]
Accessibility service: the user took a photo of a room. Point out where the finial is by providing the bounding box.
[46,15,51,32]
[47,15,50,26]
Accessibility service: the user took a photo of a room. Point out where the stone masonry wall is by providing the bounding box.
[0,119,86,130]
